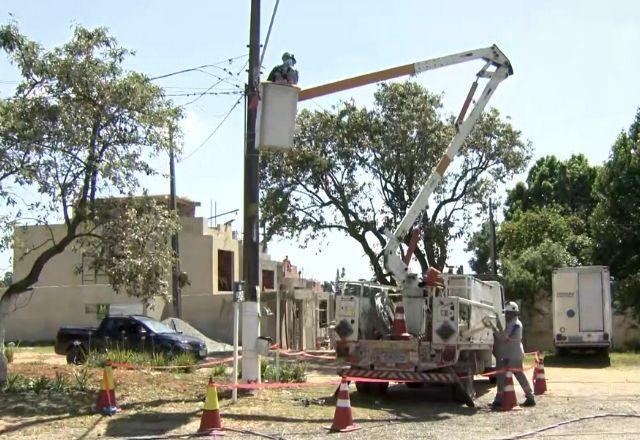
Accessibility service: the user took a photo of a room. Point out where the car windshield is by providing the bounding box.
[136,317,177,334]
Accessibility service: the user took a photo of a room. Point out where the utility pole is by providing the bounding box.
[242,0,261,383]
[488,198,498,277]
[169,126,182,318]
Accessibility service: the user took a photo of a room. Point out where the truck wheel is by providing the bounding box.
[66,346,86,365]
[355,381,371,394]
[406,382,424,389]
[452,374,475,407]
[369,381,389,395]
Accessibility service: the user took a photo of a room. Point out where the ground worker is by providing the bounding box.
[491,301,536,407]
[267,52,299,85]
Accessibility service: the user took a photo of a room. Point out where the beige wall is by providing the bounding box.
[4,286,165,342]
[6,213,244,342]
[521,295,640,352]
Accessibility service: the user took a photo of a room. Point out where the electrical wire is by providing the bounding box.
[494,413,640,440]
[149,55,248,81]
[259,0,281,70]
[179,95,243,162]
[166,90,243,98]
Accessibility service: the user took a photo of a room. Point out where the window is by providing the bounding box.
[217,250,234,291]
[319,300,328,328]
[81,254,108,285]
[262,270,275,290]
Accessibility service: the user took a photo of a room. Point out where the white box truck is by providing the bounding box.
[552,266,613,354]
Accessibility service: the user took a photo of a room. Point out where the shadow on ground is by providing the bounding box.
[543,353,611,368]
[105,410,199,437]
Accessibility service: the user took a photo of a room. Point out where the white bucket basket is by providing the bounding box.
[257,82,300,151]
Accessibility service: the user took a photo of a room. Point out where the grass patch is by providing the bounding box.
[84,349,198,371]
[1,371,92,395]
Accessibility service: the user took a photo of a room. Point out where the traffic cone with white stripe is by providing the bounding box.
[327,378,360,432]
[391,304,411,340]
[533,360,547,395]
[95,362,118,415]
[500,370,517,411]
[198,377,224,435]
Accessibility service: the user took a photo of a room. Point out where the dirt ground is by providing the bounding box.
[1,348,640,439]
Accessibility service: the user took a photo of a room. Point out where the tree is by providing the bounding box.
[505,154,599,222]
[499,207,593,302]
[591,109,640,318]
[468,154,599,285]
[261,82,531,284]
[0,24,181,380]
[465,221,492,275]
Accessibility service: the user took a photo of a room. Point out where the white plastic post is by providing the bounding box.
[275,288,280,382]
[232,300,240,402]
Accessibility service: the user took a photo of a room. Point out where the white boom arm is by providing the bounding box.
[381,45,513,288]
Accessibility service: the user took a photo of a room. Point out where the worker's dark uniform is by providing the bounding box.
[267,64,299,85]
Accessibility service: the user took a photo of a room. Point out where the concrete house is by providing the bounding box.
[5,197,241,342]
[5,196,334,351]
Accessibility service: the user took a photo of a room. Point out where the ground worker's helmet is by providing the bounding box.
[504,301,519,313]
[282,52,296,63]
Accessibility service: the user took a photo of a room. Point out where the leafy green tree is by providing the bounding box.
[261,82,531,284]
[0,24,182,381]
[465,221,493,275]
[505,154,599,222]
[591,109,640,318]
[499,207,593,302]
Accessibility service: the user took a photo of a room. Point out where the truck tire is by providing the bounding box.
[66,346,86,365]
[355,381,371,394]
[369,381,389,395]
[406,382,424,389]
[452,373,475,407]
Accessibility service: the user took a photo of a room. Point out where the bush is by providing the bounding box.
[4,342,17,363]
[242,359,307,383]
[84,349,198,371]
[1,371,88,394]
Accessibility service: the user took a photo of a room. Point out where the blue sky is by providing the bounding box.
[1,1,639,280]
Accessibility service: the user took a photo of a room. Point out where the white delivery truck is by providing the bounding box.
[552,266,613,355]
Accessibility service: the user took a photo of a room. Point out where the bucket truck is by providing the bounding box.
[299,45,513,406]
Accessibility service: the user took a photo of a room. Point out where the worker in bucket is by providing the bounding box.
[267,52,299,85]
[491,301,536,408]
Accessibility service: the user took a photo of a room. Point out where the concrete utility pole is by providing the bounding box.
[169,126,182,318]
[242,0,261,382]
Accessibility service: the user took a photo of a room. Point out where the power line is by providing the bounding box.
[260,0,281,70]
[165,90,242,98]
[149,55,248,81]
[179,95,243,162]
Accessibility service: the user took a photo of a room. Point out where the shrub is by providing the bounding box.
[4,341,17,363]
[84,349,198,371]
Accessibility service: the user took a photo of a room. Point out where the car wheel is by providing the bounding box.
[66,345,86,365]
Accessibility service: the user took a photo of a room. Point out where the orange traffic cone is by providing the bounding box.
[327,378,360,432]
[198,378,224,435]
[500,370,517,411]
[533,360,547,395]
[391,304,411,340]
[95,363,118,415]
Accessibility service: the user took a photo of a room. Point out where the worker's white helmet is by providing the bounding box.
[504,301,519,313]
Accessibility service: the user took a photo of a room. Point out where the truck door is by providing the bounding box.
[578,271,605,332]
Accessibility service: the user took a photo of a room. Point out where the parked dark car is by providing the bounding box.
[55,315,208,364]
